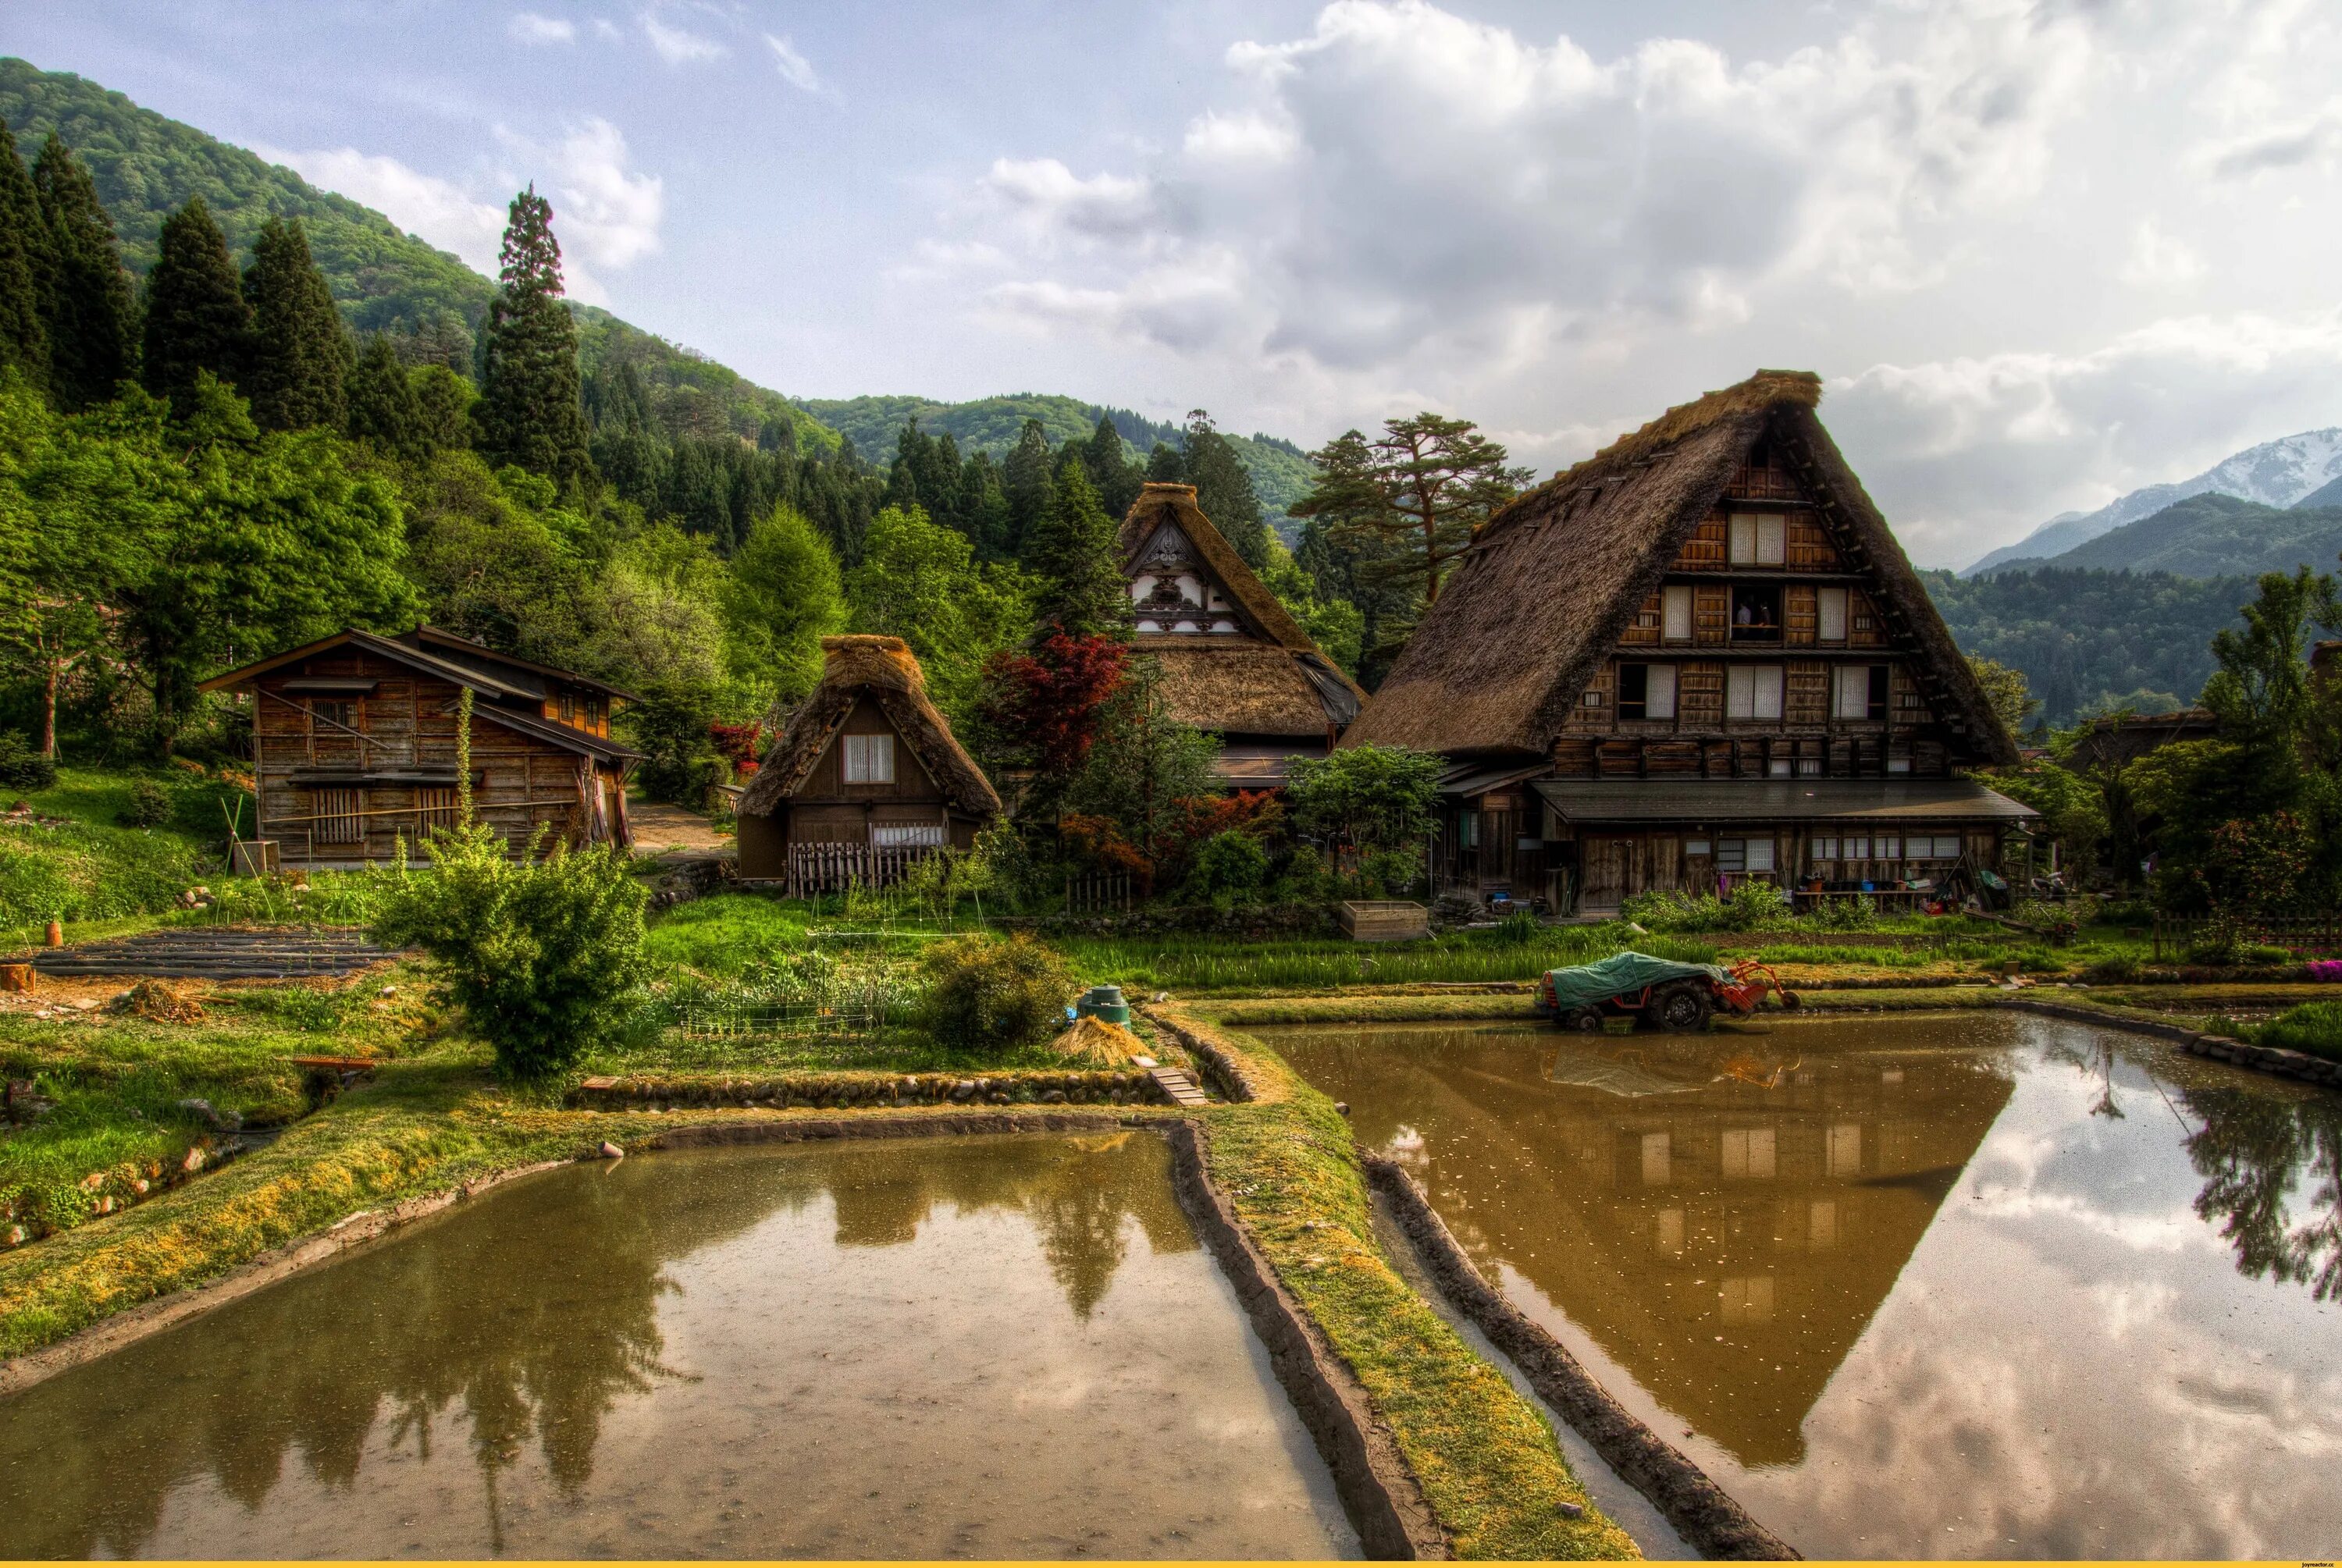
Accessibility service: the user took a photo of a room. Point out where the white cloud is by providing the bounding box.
[944,0,2095,374]
[507,117,666,271]
[592,18,622,41]
[640,10,723,65]
[1828,309,2342,564]
[763,33,820,94]
[507,12,575,45]
[2118,220,2205,287]
[263,144,507,274]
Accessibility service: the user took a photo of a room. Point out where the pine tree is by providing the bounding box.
[141,196,250,411]
[959,450,1013,560]
[345,332,422,457]
[1002,417,1056,557]
[1026,457,1131,640]
[243,215,352,431]
[476,186,593,487]
[1180,410,1271,571]
[0,121,50,388]
[1080,411,1144,518]
[1144,440,1183,484]
[33,138,134,409]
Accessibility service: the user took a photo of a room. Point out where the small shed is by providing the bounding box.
[735,636,1003,884]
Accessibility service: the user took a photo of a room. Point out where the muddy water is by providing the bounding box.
[1271,1012,2342,1559]
[0,1132,1358,1559]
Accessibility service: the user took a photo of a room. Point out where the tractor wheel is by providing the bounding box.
[1653,982,1713,1033]
[1565,1007,1605,1033]
[1778,990,1803,1010]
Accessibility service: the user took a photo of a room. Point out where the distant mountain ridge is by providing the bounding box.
[1963,427,2342,576]
[1985,492,2342,579]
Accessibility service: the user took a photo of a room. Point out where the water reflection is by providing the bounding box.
[1271,1013,2342,1559]
[0,1132,1351,1560]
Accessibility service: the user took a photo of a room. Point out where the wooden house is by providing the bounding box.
[1119,482,1366,789]
[1342,370,2034,914]
[198,625,640,867]
[734,635,1003,884]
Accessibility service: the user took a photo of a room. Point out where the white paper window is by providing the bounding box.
[1745,837,1775,873]
[1835,666,1871,720]
[1768,758,1791,776]
[1663,585,1693,642]
[1721,1128,1778,1180]
[870,823,945,848]
[1844,834,1870,859]
[1887,755,1913,773]
[1646,663,1676,720]
[1728,514,1756,564]
[1685,838,1712,856]
[1812,834,1838,860]
[1817,587,1848,642]
[1728,514,1782,564]
[1796,756,1823,776]
[1728,665,1784,720]
[842,733,895,784]
[1932,834,1964,859]
[1876,834,1900,860]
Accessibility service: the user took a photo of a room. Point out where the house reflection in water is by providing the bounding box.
[1273,1017,2013,1467]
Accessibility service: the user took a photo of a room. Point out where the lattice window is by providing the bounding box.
[415,788,457,833]
[313,788,364,845]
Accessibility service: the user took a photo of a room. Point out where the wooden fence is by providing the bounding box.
[1066,871,1134,914]
[784,841,941,898]
[2152,915,2342,962]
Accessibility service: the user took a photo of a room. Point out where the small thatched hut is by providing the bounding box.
[1343,370,2033,912]
[735,636,1003,882]
[1119,482,1365,789]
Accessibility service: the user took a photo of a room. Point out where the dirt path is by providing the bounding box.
[627,799,733,861]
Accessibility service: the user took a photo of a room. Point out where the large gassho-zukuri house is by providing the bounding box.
[1341,370,2034,915]
[200,625,640,866]
[1119,482,1366,789]
[735,635,1004,889]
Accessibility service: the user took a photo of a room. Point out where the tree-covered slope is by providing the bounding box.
[0,58,831,450]
[1923,567,2255,724]
[802,391,1319,528]
[1995,492,2342,579]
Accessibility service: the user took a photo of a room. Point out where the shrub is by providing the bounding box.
[372,822,649,1078]
[2010,898,2080,944]
[1805,894,1880,932]
[1489,909,1543,944]
[2080,955,2140,984]
[1186,830,1269,906]
[121,780,173,828]
[1272,843,1333,907]
[920,933,1076,1055]
[0,732,56,792]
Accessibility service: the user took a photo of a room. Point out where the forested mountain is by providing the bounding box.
[1923,567,2256,724]
[1963,426,2342,575]
[0,58,834,453]
[1980,492,2342,579]
[803,392,1319,533]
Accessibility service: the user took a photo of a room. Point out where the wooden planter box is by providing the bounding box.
[1340,900,1430,943]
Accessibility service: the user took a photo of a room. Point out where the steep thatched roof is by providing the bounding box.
[1119,482,1365,738]
[736,636,1003,820]
[1342,369,2019,766]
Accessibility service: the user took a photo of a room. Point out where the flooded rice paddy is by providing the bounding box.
[0,1132,1357,1559]
[1270,1012,2341,1560]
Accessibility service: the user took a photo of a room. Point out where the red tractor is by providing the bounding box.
[1535,952,1800,1033]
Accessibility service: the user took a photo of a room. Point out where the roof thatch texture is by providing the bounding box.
[736,636,1004,820]
[1119,482,1365,738]
[1341,370,2019,766]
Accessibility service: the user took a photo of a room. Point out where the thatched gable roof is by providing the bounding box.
[1119,482,1365,738]
[1341,370,2019,766]
[736,636,1003,821]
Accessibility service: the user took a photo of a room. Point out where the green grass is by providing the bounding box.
[1176,1008,1637,1559]
[642,893,970,978]
[0,972,429,1243]
[0,766,256,944]
[2237,1000,2342,1062]
[1054,924,1717,995]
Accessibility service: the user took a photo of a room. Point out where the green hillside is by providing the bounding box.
[1924,567,2254,725]
[2002,492,2342,579]
[0,58,831,451]
[803,392,1319,528]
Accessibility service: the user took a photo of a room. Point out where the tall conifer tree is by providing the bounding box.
[1026,457,1131,640]
[142,196,249,411]
[476,186,593,487]
[345,332,423,457]
[1002,417,1055,558]
[33,138,135,409]
[243,215,351,430]
[1180,410,1271,571]
[0,122,50,388]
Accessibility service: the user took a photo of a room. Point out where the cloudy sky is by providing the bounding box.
[16,0,2342,565]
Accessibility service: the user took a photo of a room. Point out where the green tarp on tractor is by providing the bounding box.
[1541,951,1728,1012]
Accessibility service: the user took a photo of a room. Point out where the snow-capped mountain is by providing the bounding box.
[1961,428,2342,576]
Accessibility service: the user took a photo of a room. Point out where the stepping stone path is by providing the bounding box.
[1149,1065,1210,1107]
[28,927,401,981]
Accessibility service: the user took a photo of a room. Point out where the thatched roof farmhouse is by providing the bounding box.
[1344,370,2034,913]
[1119,482,1365,788]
